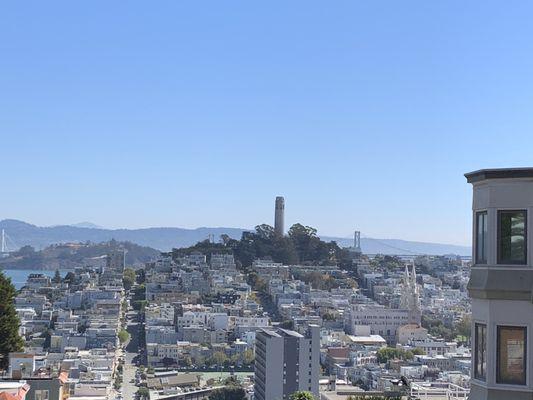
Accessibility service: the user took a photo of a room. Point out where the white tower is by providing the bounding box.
[274,196,285,236]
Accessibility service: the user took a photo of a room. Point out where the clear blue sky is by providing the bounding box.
[2,1,533,245]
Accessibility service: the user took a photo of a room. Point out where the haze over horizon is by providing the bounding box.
[0,217,469,247]
[3,2,533,246]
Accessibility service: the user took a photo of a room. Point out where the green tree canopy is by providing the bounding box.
[63,271,77,284]
[137,387,150,399]
[243,348,255,365]
[171,223,354,269]
[52,270,61,284]
[376,347,414,364]
[208,386,246,400]
[118,329,130,344]
[289,391,315,400]
[0,272,24,368]
[209,351,228,366]
[122,267,136,290]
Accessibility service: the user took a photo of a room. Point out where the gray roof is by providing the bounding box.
[465,168,533,183]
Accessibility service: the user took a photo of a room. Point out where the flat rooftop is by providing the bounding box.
[465,167,533,183]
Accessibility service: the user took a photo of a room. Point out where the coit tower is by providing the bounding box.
[274,196,285,236]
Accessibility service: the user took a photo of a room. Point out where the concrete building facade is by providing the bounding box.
[344,305,411,344]
[466,168,533,400]
[254,326,319,400]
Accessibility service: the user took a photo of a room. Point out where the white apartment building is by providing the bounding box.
[176,311,229,331]
[228,316,270,329]
[145,303,175,325]
[408,338,457,357]
[344,304,410,344]
[397,324,428,345]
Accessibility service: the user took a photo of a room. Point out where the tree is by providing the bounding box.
[279,320,294,330]
[162,357,175,368]
[63,271,76,284]
[455,314,472,339]
[118,329,130,344]
[181,355,192,367]
[210,351,228,366]
[0,272,24,368]
[376,347,413,364]
[132,300,147,311]
[255,224,275,240]
[208,386,246,400]
[243,348,255,365]
[322,312,336,321]
[230,353,241,366]
[422,315,455,341]
[16,245,35,256]
[137,387,150,400]
[289,391,315,400]
[220,234,232,246]
[172,222,349,268]
[52,270,61,284]
[122,267,136,290]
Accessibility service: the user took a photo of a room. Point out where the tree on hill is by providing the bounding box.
[0,272,24,369]
[172,223,353,270]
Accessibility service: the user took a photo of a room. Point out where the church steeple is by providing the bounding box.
[401,263,421,325]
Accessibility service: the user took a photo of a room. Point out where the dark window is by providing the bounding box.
[476,211,488,264]
[474,323,487,380]
[498,210,527,264]
[497,326,527,385]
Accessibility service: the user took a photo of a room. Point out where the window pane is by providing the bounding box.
[475,323,486,380]
[497,326,527,385]
[498,211,527,264]
[476,212,488,264]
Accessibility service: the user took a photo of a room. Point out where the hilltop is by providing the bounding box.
[0,219,470,256]
[0,239,159,270]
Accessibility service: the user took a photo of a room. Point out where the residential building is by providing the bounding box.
[466,168,533,400]
[254,325,319,400]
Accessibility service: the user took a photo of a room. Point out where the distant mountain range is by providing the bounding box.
[0,219,470,256]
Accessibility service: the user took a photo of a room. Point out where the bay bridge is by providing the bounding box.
[0,229,18,256]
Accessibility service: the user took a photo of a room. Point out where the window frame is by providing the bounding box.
[496,325,527,386]
[497,209,528,265]
[474,322,487,381]
[476,211,488,264]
